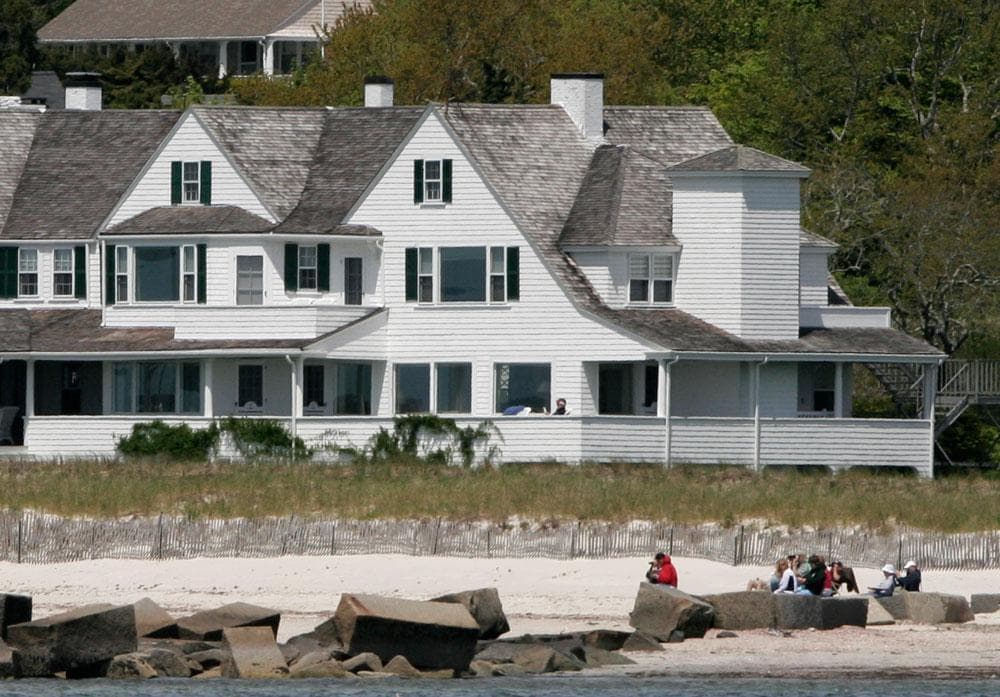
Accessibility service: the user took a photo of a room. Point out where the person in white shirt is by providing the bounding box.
[773,557,798,593]
[868,563,897,597]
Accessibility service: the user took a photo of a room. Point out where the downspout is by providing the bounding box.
[661,356,679,468]
[284,354,297,441]
[753,357,769,472]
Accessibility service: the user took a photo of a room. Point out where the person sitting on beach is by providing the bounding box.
[898,560,922,591]
[868,564,897,597]
[830,561,859,594]
[654,553,678,587]
[773,558,797,593]
[797,554,828,595]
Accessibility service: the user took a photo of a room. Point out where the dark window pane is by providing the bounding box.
[395,364,430,413]
[653,279,672,303]
[335,362,371,415]
[437,363,471,413]
[238,365,263,408]
[345,257,363,305]
[629,279,648,303]
[599,363,633,415]
[440,247,485,302]
[490,275,505,302]
[304,364,325,407]
[135,247,179,301]
[137,362,176,413]
[418,276,433,303]
[644,363,658,407]
[181,363,200,413]
[495,363,550,413]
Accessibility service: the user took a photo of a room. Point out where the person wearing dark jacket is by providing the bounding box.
[898,560,922,591]
[801,555,827,595]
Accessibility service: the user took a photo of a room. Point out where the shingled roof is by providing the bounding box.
[669,145,809,174]
[0,110,180,240]
[0,112,40,237]
[603,107,733,166]
[103,206,273,235]
[561,144,676,247]
[38,0,368,42]
[275,107,424,234]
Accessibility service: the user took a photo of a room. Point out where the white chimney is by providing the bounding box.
[551,73,604,140]
[65,72,102,111]
[364,76,394,107]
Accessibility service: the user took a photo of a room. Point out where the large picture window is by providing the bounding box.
[135,247,179,302]
[495,363,550,414]
[395,363,430,413]
[440,247,486,302]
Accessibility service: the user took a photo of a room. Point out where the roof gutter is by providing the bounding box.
[645,351,943,364]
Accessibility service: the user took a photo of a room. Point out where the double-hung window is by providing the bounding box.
[171,160,212,205]
[628,252,673,304]
[298,245,317,291]
[53,248,74,297]
[115,246,129,303]
[18,249,38,297]
[182,162,200,203]
[413,159,452,204]
[182,245,196,302]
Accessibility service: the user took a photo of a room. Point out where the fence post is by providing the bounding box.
[330,521,336,556]
[157,514,164,560]
[827,531,833,562]
[431,518,442,556]
[897,537,903,571]
[486,527,492,559]
[16,512,22,564]
[668,527,674,556]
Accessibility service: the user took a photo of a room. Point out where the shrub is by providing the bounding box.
[219,417,311,460]
[117,420,219,460]
[366,414,499,467]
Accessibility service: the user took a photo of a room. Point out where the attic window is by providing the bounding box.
[171,160,212,205]
[629,253,673,304]
[413,159,452,204]
[182,162,200,202]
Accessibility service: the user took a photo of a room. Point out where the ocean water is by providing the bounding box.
[2,677,998,697]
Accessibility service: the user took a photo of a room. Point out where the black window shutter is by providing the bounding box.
[0,247,17,299]
[196,243,207,303]
[105,244,116,305]
[413,160,424,204]
[170,161,182,205]
[442,159,453,203]
[284,243,298,292]
[404,247,418,301]
[199,161,212,205]
[506,246,519,301]
[317,243,330,292]
[73,245,86,299]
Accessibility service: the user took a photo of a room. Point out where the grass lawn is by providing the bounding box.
[1,459,998,532]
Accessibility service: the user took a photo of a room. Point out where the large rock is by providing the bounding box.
[510,645,583,673]
[821,596,867,629]
[876,592,972,625]
[106,653,157,680]
[7,604,137,678]
[221,626,288,679]
[628,583,714,640]
[971,593,1000,615]
[703,591,776,630]
[0,594,32,641]
[866,599,896,626]
[177,602,280,641]
[289,650,347,678]
[331,594,480,671]
[133,598,178,639]
[431,588,510,640]
[144,647,193,677]
[582,629,631,651]
[773,594,867,630]
[620,631,664,652]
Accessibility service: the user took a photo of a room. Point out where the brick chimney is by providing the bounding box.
[550,73,604,140]
[364,76,394,107]
[64,72,102,111]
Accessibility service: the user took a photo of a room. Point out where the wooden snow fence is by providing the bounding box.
[1,510,999,570]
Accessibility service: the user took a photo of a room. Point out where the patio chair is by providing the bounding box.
[0,406,19,446]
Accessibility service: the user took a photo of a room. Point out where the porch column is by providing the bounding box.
[218,41,229,78]
[288,355,303,440]
[834,362,845,418]
[752,360,765,472]
[202,358,214,417]
[923,362,939,479]
[262,39,275,76]
[24,359,35,418]
[659,359,673,467]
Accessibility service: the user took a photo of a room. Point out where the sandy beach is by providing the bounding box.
[3,554,999,678]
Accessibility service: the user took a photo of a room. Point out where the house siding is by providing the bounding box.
[107,113,274,228]
[800,248,830,307]
[348,111,656,417]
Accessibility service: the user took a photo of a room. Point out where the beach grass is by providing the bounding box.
[1,458,999,532]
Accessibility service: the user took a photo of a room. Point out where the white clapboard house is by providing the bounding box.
[0,75,943,473]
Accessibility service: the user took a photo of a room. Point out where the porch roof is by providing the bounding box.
[748,327,945,357]
[0,310,309,354]
[103,206,273,235]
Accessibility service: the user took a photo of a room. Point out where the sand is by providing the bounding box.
[2,554,999,678]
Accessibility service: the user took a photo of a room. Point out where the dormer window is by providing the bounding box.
[170,160,212,205]
[18,248,38,297]
[413,159,452,204]
[629,253,673,304]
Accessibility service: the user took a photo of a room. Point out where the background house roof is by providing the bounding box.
[602,107,733,166]
[668,144,810,173]
[21,71,65,110]
[37,0,365,42]
[0,110,180,240]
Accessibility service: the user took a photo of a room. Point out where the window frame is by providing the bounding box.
[18,248,38,297]
[303,363,325,412]
[494,362,551,415]
[394,363,431,414]
[406,245,519,305]
[237,363,264,412]
[298,245,318,292]
[182,161,201,204]
[110,360,201,415]
[236,254,264,306]
[439,246,486,303]
[423,160,443,202]
[53,247,74,297]
[181,244,197,303]
[115,246,130,303]
[436,362,473,414]
[628,252,674,305]
[418,247,434,303]
[344,256,363,305]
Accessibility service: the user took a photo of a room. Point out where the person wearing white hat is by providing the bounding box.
[868,563,897,597]
[899,560,922,591]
